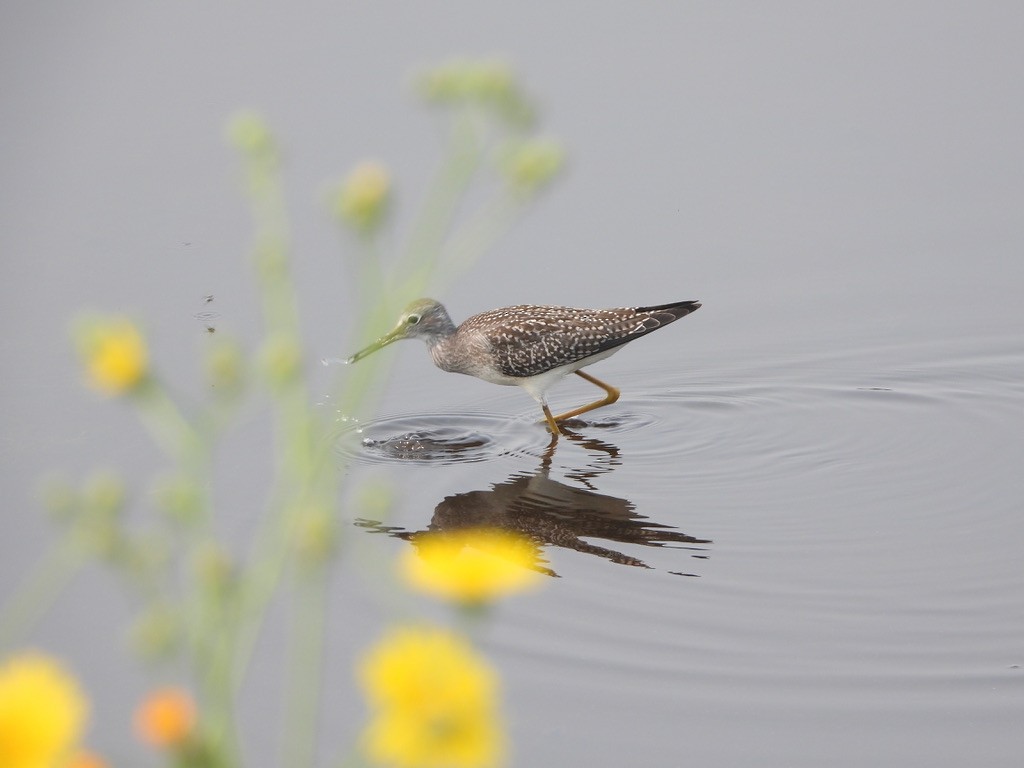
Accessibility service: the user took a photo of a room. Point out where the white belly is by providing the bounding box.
[501,347,621,404]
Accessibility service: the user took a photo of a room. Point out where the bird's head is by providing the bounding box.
[346,298,455,363]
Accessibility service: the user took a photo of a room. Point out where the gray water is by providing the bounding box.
[3,3,1023,766]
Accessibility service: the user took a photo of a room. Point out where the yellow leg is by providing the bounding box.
[541,404,563,436]
[551,370,620,423]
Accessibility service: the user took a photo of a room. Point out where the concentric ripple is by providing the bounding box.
[552,409,660,435]
[334,411,542,465]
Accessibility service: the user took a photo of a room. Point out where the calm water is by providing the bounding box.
[3,3,1023,766]
[337,328,1023,766]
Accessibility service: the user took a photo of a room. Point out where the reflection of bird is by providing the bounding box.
[355,433,711,576]
[347,299,700,434]
[429,472,709,572]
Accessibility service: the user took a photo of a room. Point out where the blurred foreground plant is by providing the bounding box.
[1,58,561,768]
[74,317,150,396]
[135,687,199,757]
[0,651,102,768]
[402,528,544,609]
[359,626,502,768]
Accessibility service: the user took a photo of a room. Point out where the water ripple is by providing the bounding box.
[335,411,540,465]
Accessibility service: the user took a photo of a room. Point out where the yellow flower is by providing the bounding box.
[359,626,503,768]
[333,161,391,233]
[0,652,88,768]
[402,528,543,604]
[134,687,196,749]
[75,317,148,395]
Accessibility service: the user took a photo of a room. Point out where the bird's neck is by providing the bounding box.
[423,312,458,348]
[426,326,468,374]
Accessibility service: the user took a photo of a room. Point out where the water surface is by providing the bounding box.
[3,3,1023,766]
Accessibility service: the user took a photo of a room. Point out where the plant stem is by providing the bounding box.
[0,534,86,651]
[282,564,329,768]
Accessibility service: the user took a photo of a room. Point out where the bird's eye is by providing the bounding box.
[406,314,421,325]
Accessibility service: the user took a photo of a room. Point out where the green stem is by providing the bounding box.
[0,534,87,651]
[434,189,525,294]
[282,564,329,768]
[228,501,294,691]
[397,108,486,295]
[132,380,245,761]
[200,587,243,767]
[135,382,204,462]
[330,110,492,424]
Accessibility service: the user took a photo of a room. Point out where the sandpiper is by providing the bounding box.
[348,298,701,435]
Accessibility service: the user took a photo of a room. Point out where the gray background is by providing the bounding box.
[3,3,1023,766]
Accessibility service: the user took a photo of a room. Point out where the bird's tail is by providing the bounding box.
[636,300,702,321]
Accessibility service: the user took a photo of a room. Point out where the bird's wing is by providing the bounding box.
[469,307,669,379]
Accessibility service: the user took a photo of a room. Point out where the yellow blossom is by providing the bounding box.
[0,652,88,768]
[134,687,196,749]
[333,161,391,233]
[359,626,503,768]
[402,528,543,604]
[75,317,148,395]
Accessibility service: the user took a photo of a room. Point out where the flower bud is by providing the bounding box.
[130,604,182,660]
[293,504,339,565]
[332,161,391,234]
[225,111,276,160]
[205,339,246,398]
[154,474,203,527]
[501,138,565,194]
[259,334,303,389]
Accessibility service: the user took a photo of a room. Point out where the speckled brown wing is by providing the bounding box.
[461,301,700,379]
